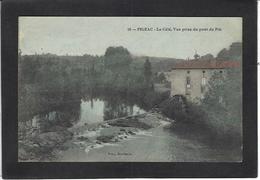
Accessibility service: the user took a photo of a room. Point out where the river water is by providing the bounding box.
[19,95,242,162]
[24,96,146,132]
[76,98,145,126]
[57,124,242,162]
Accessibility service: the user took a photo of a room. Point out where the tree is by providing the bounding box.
[104,46,133,70]
[194,51,200,60]
[201,68,242,143]
[216,48,230,60]
[158,73,166,83]
[228,42,242,61]
[216,42,242,61]
[144,58,152,87]
[200,53,214,60]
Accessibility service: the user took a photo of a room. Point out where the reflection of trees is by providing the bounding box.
[103,98,134,120]
[18,91,81,133]
[37,101,81,133]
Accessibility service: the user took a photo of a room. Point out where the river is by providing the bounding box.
[19,95,242,162]
[76,98,145,125]
[56,122,241,162]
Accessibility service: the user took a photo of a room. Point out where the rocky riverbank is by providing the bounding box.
[18,110,172,162]
[18,127,73,161]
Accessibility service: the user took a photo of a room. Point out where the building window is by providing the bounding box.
[201,78,206,86]
[186,76,191,96]
[201,71,206,93]
[202,70,206,78]
[186,76,191,88]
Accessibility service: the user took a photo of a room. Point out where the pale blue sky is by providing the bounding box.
[19,17,242,59]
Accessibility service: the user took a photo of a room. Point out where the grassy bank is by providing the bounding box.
[159,95,242,150]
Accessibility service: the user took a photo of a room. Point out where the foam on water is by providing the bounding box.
[159,120,171,126]
[83,130,101,137]
[135,130,153,136]
[84,142,120,153]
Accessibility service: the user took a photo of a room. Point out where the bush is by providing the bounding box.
[200,69,242,146]
[159,95,237,147]
[143,90,170,109]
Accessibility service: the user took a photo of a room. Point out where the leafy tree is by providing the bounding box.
[194,53,200,60]
[158,73,166,83]
[211,43,242,139]
[229,42,242,61]
[104,46,133,70]
[19,55,41,83]
[216,48,230,60]
[201,68,242,143]
[216,42,242,60]
[200,53,214,60]
[144,58,152,87]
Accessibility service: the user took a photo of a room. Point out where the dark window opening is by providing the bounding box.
[186,76,191,96]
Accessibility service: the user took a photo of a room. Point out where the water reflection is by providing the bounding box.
[78,99,104,125]
[20,94,146,135]
[18,92,147,161]
[77,97,145,126]
[18,101,81,135]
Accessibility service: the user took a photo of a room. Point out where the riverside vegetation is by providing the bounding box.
[18,43,242,161]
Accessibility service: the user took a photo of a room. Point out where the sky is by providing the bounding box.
[19,17,242,59]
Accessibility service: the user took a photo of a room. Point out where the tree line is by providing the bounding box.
[18,46,169,121]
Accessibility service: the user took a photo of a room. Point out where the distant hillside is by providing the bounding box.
[216,42,242,61]
[133,56,184,72]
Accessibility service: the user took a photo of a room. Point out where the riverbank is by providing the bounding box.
[18,110,171,161]
[18,108,242,162]
[158,95,242,152]
[55,111,172,161]
[57,112,241,162]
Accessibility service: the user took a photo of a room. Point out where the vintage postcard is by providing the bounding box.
[18,17,242,162]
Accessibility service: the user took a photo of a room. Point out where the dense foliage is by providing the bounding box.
[159,42,242,148]
[201,68,242,144]
[18,47,170,121]
[216,42,242,60]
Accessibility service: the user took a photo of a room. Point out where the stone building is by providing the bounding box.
[166,59,240,101]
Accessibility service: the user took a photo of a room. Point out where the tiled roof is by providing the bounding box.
[172,59,240,69]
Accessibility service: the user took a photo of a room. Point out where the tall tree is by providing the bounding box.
[144,58,152,87]
[216,42,242,60]
[200,53,214,60]
[104,46,133,70]
[216,48,230,60]
[201,68,242,141]
[158,72,166,83]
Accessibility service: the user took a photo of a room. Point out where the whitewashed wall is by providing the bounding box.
[167,69,225,101]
